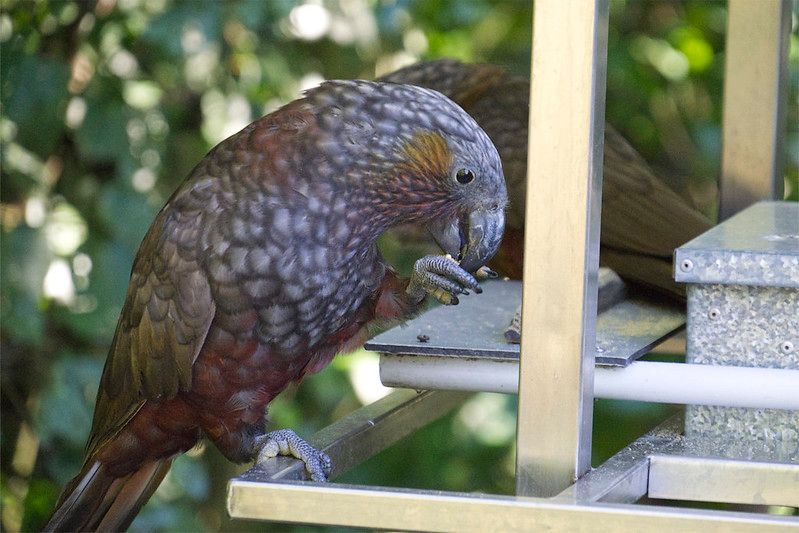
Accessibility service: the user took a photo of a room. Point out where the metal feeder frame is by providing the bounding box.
[227,1,798,530]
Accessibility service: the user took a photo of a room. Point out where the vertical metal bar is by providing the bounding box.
[718,0,790,220]
[516,0,609,497]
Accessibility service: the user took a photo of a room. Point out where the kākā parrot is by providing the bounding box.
[380,59,713,299]
[46,80,507,532]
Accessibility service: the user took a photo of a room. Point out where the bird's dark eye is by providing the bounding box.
[455,168,475,184]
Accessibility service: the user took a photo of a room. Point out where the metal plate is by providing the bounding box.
[365,279,684,367]
[675,201,799,287]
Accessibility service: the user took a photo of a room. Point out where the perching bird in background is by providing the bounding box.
[46,80,507,532]
[381,59,713,299]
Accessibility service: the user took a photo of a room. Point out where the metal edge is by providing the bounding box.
[233,389,470,482]
[227,479,799,531]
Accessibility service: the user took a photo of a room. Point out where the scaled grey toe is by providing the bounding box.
[256,429,332,482]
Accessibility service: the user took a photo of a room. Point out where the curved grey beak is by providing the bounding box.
[428,208,505,273]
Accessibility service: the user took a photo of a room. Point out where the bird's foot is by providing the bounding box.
[255,429,332,482]
[406,254,481,305]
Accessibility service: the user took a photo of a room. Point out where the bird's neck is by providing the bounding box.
[336,175,454,236]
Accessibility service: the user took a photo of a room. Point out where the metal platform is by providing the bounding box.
[366,275,685,368]
[228,391,799,531]
[675,201,799,288]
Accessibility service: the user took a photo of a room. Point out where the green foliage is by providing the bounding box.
[1,1,797,531]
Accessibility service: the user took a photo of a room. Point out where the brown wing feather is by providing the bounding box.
[601,125,711,258]
[85,185,216,460]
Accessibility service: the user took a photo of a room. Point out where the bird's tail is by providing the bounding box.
[44,457,172,532]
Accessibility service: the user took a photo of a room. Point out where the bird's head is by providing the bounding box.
[305,80,507,272]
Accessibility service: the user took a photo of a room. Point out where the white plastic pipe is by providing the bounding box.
[379,357,799,411]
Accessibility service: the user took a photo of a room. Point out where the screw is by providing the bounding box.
[708,308,721,320]
[780,341,795,354]
[679,258,694,272]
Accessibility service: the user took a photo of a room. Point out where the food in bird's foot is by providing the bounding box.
[255,429,332,482]
[474,266,498,281]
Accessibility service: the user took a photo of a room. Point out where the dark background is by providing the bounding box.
[2,0,797,531]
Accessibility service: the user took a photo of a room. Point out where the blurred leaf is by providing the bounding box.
[169,455,210,500]
[130,503,204,533]
[35,352,103,447]
[592,399,680,465]
[97,181,158,249]
[1,52,69,156]
[671,26,714,73]
[55,238,134,345]
[20,478,61,533]
[142,0,223,57]
[74,93,130,164]
[0,224,50,345]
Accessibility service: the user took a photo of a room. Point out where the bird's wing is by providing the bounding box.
[377,58,508,109]
[601,125,712,259]
[85,192,216,460]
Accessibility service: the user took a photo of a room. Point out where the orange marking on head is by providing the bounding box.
[400,131,453,182]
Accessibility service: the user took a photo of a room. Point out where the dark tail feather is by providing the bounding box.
[44,458,172,532]
[600,248,686,301]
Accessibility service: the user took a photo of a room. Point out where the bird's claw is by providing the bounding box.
[406,254,481,305]
[255,429,332,482]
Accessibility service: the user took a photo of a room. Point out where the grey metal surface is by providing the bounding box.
[514,0,608,497]
[648,455,799,507]
[686,284,799,371]
[557,417,683,504]
[227,480,799,531]
[236,389,469,482]
[561,414,799,508]
[719,1,791,220]
[684,283,799,451]
[594,298,684,366]
[504,268,627,343]
[365,279,684,367]
[228,404,799,529]
[366,279,521,360]
[675,202,799,288]
[648,415,799,507]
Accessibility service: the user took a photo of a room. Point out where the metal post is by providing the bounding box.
[516,0,609,497]
[718,0,791,220]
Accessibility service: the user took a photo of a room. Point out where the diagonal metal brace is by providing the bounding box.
[236,389,470,482]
